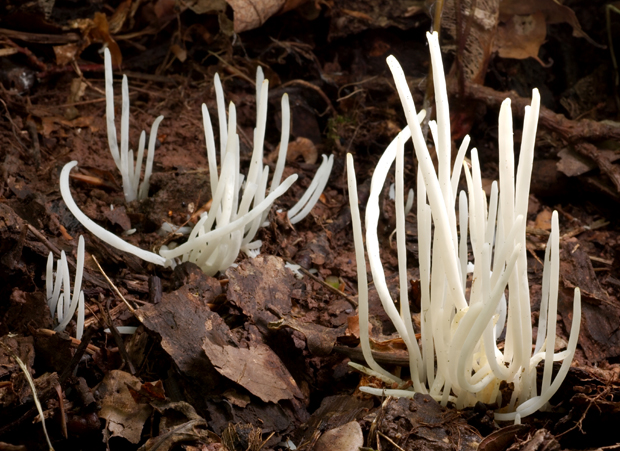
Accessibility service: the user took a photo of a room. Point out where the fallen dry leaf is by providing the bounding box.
[139,401,218,451]
[226,0,286,33]
[534,207,552,231]
[226,255,302,336]
[557,148,620,177]
[315,421,363,451]
[202,316,303,403]
[496,12,547,64]
[98,370,153,444]
[442,0,501,84]
[500,0,600,47]
[185,0,227,14]
[41,116,97,137]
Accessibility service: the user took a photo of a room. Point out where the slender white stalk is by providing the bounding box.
[451,135,470,200]
[288,155,334,224]
[46,253,53,302]
[346,155,400,383]
[76,291,85,340]
[214,73,227,161]
[202,104,219,194]
[46,236,87,340]
[105,48,120,167]
[55,235,85,332]
[133,131,146,192]
[495,288,581,421]
[270,93,290,193]
[396,132,424,379]
[387,53,466,312]
[60,161,166,266]
[138,115,164,200]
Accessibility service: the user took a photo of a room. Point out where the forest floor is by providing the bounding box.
[1,0,620,450]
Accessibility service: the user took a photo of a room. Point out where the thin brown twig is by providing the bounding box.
[92,255,137,316]
[281,79,337,116]
[378,431,406,451]
[288,261,358,307]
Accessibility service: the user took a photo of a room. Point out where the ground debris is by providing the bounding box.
[375,395,481,451]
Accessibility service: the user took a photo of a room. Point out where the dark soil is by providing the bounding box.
[1,0,620,450]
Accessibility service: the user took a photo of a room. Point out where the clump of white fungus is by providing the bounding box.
[348,31,581,422]
[60,56,333,276]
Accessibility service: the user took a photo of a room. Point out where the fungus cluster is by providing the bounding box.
[104,49,163,203]
[46,235,85,340]
[348,32,581,422]
[60,49,333,276]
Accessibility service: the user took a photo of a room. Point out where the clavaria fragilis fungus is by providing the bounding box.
[60,64,331,275]
[46,235,86,340]
[348,31,581,422]
[104,47,163,203]
[159,67,333,274]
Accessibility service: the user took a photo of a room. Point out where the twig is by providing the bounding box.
[92,255,137,315]
[34,328,100,355]
[2,37,47,71]
[378,431,406,451]
[59,326,97,384]
[208,51,255,85]
[288,260,358,307]
[281,79,336,116]
[0,28,79,44]
[464,82,620,142]
[575,142,620,192]
[0,342,54,451]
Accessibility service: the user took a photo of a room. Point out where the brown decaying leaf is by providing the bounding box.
[496,12,547,65]
[185,0,227,15]
[499,0,601,47]
[534,207,552,231]
[139,401,217,451]
[270,316,345,356]
[62,12,122,66]
[103,205,132,231]
[314,421,364,451]
[379,396,481,450]
[269,137,318,165]
[41,116,97,138]
[226,0,286,33]
[98,370,153,444]
[557,147,620,178]
[226,255,300,336]
[478,424,530,451]
[203,318,303,403]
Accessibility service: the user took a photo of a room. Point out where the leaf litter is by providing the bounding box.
[1,0,620,449]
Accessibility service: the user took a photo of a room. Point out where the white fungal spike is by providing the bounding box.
[103,47,164,202]
[59,161,167,266]
[46,235,87,340]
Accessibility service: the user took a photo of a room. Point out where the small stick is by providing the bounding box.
[288,261,357,307]
[92,255,137,315]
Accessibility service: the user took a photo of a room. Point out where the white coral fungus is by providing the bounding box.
[60,64,333,276]
[348,32,581,421]
[159,67,333,275]
[104,47,163,202]
[46,235,86,340]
